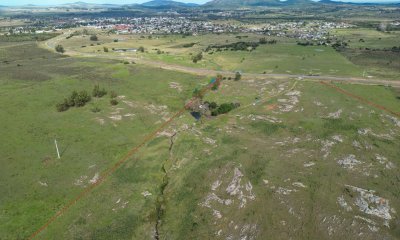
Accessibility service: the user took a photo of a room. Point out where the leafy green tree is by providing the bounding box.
[192,52,203,63]
[103,47,109,52]
[235,72,242,81]
[138,46,145,53]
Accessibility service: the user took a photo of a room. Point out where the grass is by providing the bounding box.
[58,32,368,78]
[1,34,400,240]
[0,42,206,239]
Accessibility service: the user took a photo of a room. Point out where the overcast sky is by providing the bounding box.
[1,0,397,6]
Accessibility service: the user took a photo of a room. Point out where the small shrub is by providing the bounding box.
[235,72,241,81]
[110,91,118,99]
[92,85,107,98]
[138,46,145,53]
[56,99,70,112]
[55,44,65,53]
[103,47,109,52]
[75,90,91,107]
[90,35,98,41]
[110,99,119,106]
[91,107,101,113]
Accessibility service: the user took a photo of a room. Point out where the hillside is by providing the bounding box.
[204,0,316,8]
[141,0,199,8]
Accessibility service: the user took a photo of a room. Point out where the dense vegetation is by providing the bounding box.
[0,33,60,42]
[205,38,277,52]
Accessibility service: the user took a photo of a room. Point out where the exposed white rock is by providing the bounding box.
[141,191,152,197]
[337,196,352,212]
[337,155,361,169]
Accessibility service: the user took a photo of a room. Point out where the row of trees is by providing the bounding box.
[205,38,277,52]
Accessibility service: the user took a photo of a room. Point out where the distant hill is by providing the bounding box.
[61,1,121,8]
[318,0,400,5]
[141,0,199,8]
[204,0,316,8]
[204,0,400,8]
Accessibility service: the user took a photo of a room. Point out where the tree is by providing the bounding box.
[55,44,65,54]
[103,47,109,52]
[234,72,241,81]
[192,52,203,63]
[90,35,98,41]
[138,46,145,53]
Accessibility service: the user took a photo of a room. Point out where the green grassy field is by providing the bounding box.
[56,30,400,80]
[57,32,369,78]
[331,29,400,79]
[1,36,400,240]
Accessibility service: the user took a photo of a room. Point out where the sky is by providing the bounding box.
[0,0,397,6]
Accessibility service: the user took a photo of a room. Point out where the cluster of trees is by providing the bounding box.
[297,41,315,46]
[183,43,196,48]
[332,41,348,51]
[56,90,91,112]
[205,101,240,116]
[205,41,259,52]
[192,52,203,63]
[205,38,277,52]
[0,33,60,42]
[57,85,118,112]
[259,38,277,45]
[360,46,400,52]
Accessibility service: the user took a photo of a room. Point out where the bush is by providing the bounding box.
[235,72,241,81]
[67,91,79,107]
[211,102,239,116]
[56,99,70,112]
[138,46,145,53]
[92,85,107,98]
[192,52,203,63]
[90,35,98,41]
[209,102,218,110]
[75,90,91,107]
[55,45,65,53]
[91,107,101,113]
[110,91,118,99]
[110,99,119,106]
[103,47,109,52]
